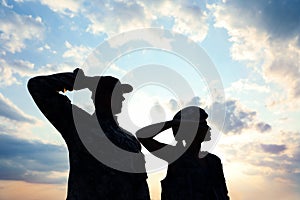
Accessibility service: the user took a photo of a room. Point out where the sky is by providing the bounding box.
[0,0,300,199]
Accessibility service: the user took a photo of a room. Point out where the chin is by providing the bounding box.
[112,108,122,115]
[204,136,211,141]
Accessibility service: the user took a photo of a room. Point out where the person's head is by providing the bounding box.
[171,106,211,152]
[92,76,133,117]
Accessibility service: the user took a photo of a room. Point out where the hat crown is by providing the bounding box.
[95,76,132,94]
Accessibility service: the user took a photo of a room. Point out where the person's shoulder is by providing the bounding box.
[71,105,94,123]
[204,152,222,163]
[119,127,139,140]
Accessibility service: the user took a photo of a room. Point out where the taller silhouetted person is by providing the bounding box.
[28,68,150,200]
[137,106,229,200]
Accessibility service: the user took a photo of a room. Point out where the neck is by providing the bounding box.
[185,142,202,156]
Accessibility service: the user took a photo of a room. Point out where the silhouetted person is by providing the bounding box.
[137,106,229,200]
[28,69,150,200]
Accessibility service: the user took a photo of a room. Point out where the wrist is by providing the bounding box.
[73,68,89,90]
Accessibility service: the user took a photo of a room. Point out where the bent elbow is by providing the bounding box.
[27,77,37,94]
[27,76,44,95]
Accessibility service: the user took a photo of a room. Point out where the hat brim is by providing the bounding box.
[120,83,133,93]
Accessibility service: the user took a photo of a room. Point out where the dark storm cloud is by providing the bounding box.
[261,144,287,154]
[224,0,300,42]
[0,134,68,184]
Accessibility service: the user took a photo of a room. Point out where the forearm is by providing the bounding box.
[136,121,173,139]
[27,71,76,98]
[136,121,174,152]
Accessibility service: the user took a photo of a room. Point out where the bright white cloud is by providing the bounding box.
[62,41,92,65]
[38,43,56,54]
[0,59,18,86]
[0,7,44,54]
[39,0,83,17]
[0,56,76,86]
[83,0,208,42]
[139,0,208,42]
[210,1,300,108]
[85,0,149,35]
[0,58,38,86]
[227,79,270,93]
[1,0,13,8]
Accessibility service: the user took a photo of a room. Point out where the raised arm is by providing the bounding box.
[137,120,189,162]
[136,121,174,152]
[27,69,85,140]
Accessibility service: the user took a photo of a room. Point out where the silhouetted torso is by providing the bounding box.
[161,152,229,200]
[28,72,149,200]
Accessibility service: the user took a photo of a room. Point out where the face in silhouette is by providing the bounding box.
[111,89,126,115]
[173,123,211,146]
[93,91,125,116]
[197,125,211,142]
[93,76,133,117]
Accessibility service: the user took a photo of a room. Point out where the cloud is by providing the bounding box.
[0,0,209,88]
[0,6,44,54]
[256,122,271,133]
[138,0,209,42]
[0,59,18,86]
[149,102,167,123]
[261,144,287,154]
[215,0,300,41]
[185,96,201,107]
[85,0,148,35]
[168,99,179,111]
[1,0,13,9]
[39,0,83,17]
[159,97,271,134]
[37,43,57,54]
[228,79,270,93]
[55,0,208,42]
[218,130,300,188]
[0,93,36,123]
[209,99,258,134]
[21,0,209,42]
[210,0,300,105]
[0,56,76,86]
[0,134,68,184]
[16,0,82,17]
[62,41,92,65]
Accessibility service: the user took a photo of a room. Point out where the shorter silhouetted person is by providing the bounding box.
[28,69,150,200]
[137,106,229,200]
